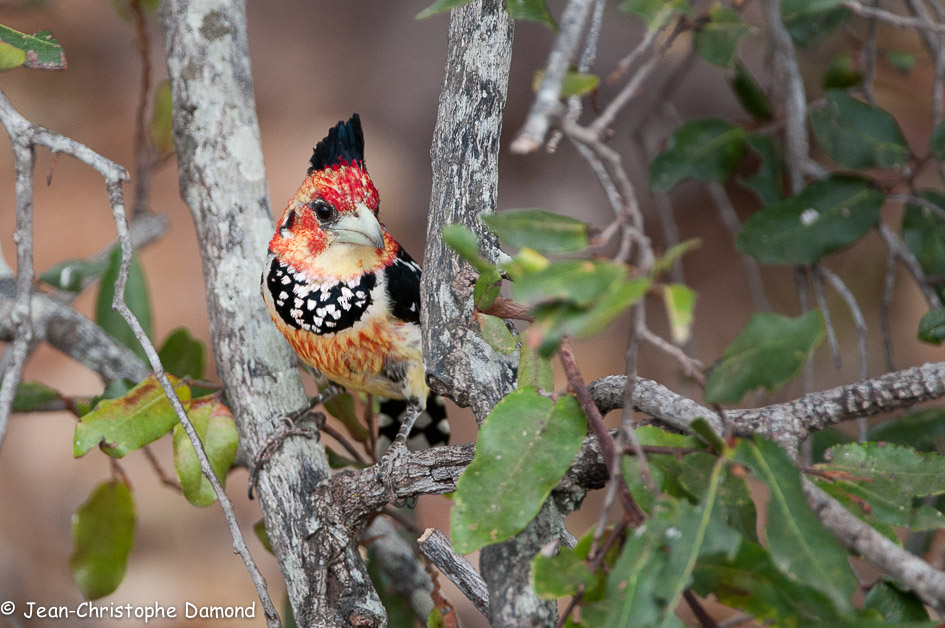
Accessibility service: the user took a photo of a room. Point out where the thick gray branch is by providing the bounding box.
[589,362,945,452]
[804,479,945,614]
[160,2,380,626]
[418,528,490,619]
[422,0,517,421]
[0,281,150,383]
[363,517,435,623]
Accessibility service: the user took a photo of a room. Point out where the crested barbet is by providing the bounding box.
[262,114,447,453]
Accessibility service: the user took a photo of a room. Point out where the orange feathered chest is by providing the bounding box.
[261,254,424,400]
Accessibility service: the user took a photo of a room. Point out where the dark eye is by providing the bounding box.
[310,200,337,222]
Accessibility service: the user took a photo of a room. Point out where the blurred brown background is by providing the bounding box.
[0,1,941,626]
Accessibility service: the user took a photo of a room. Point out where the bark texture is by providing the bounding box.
[160,2,382,625]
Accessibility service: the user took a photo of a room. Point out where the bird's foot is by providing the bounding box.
[247,386,341,499]
[374,401,423,507]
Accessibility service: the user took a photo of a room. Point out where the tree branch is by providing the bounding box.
[0,282,151,383]
[422,0,517,421]
[160,2,378,626]
[418,528,490,619]
[588,362,945,454]
[510,0,594,153]
[803,478,945,614]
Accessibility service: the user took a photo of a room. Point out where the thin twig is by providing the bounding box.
[511,0,595,153]
[859,0,878,105]
[105,180,281,627]
[130,0,157,217]
[589,20,685,139]
[818,267,868,382]
[559,341,647,523]
[879,245,897,372]
[640,327,706,384]
[0,88,130,453]
[761,0,809,194]
[810,265,842,369]
[818,266,870,440]
[141,444,182,491]
[0,107,34,455]
[708,183,771,312]
[844,0,945,34]
[877,222,943,310]
[888,192,945,222]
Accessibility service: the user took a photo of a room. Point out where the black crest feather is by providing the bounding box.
[308,114,365,174]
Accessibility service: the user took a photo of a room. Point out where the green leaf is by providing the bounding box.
[173,397,238,507]
[734,436,857,612]
[651,238,702,276]
[512,260,628,307]
[823,53,862,89]
[254,519,273,554]
[618,0,689,30]
[97,245,152,362]
[12,381,59,412]
[868,409,945,454]
[0,25,66,70]
[528,278,649,356]
[911,503,945,531]
[781,0,849,47]
[477,313,517,355]
[150,80,174,154]
[517,343,555,392]
[693,540,847,625]
[902,190,945,301]
[813,479,901,541]
[653,463,741,621]
[0,40,25,71]
[690,417,727,452]
[819,442,945,499]
[662,283,695,344]
[158,328,205,380]
[366,547,416,628]
[323,392,370,443]
[474,267,502,310]
[918,309,945,345]
[887,51,917,74]
[502,247,550,280]
[810,90,910,169]
[70,480,135,599]
[581,514,665,626]
[109,0,160,20]
[693,7,752,68]
[74,375,190,458]
[649,118,746,193]
[811,426,853,462]
[560,72,599,97]
[451,388,586,553]
[416,0,475,18]
[930,121,945,160]
[40,258,108,292]
[533,70,601,98]
[731,64,772,121]
[864,579,931,621]
[737,133,784,204]
[532,544,597,599]
[705,311,824,403]
[736,174,883,265]
[505,0,557,30]
[483,209,589,254]
[441,224,493,273]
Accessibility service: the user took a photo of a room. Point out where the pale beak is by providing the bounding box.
[330,204,385,249]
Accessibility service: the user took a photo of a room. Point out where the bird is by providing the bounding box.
[261,114,448,467]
